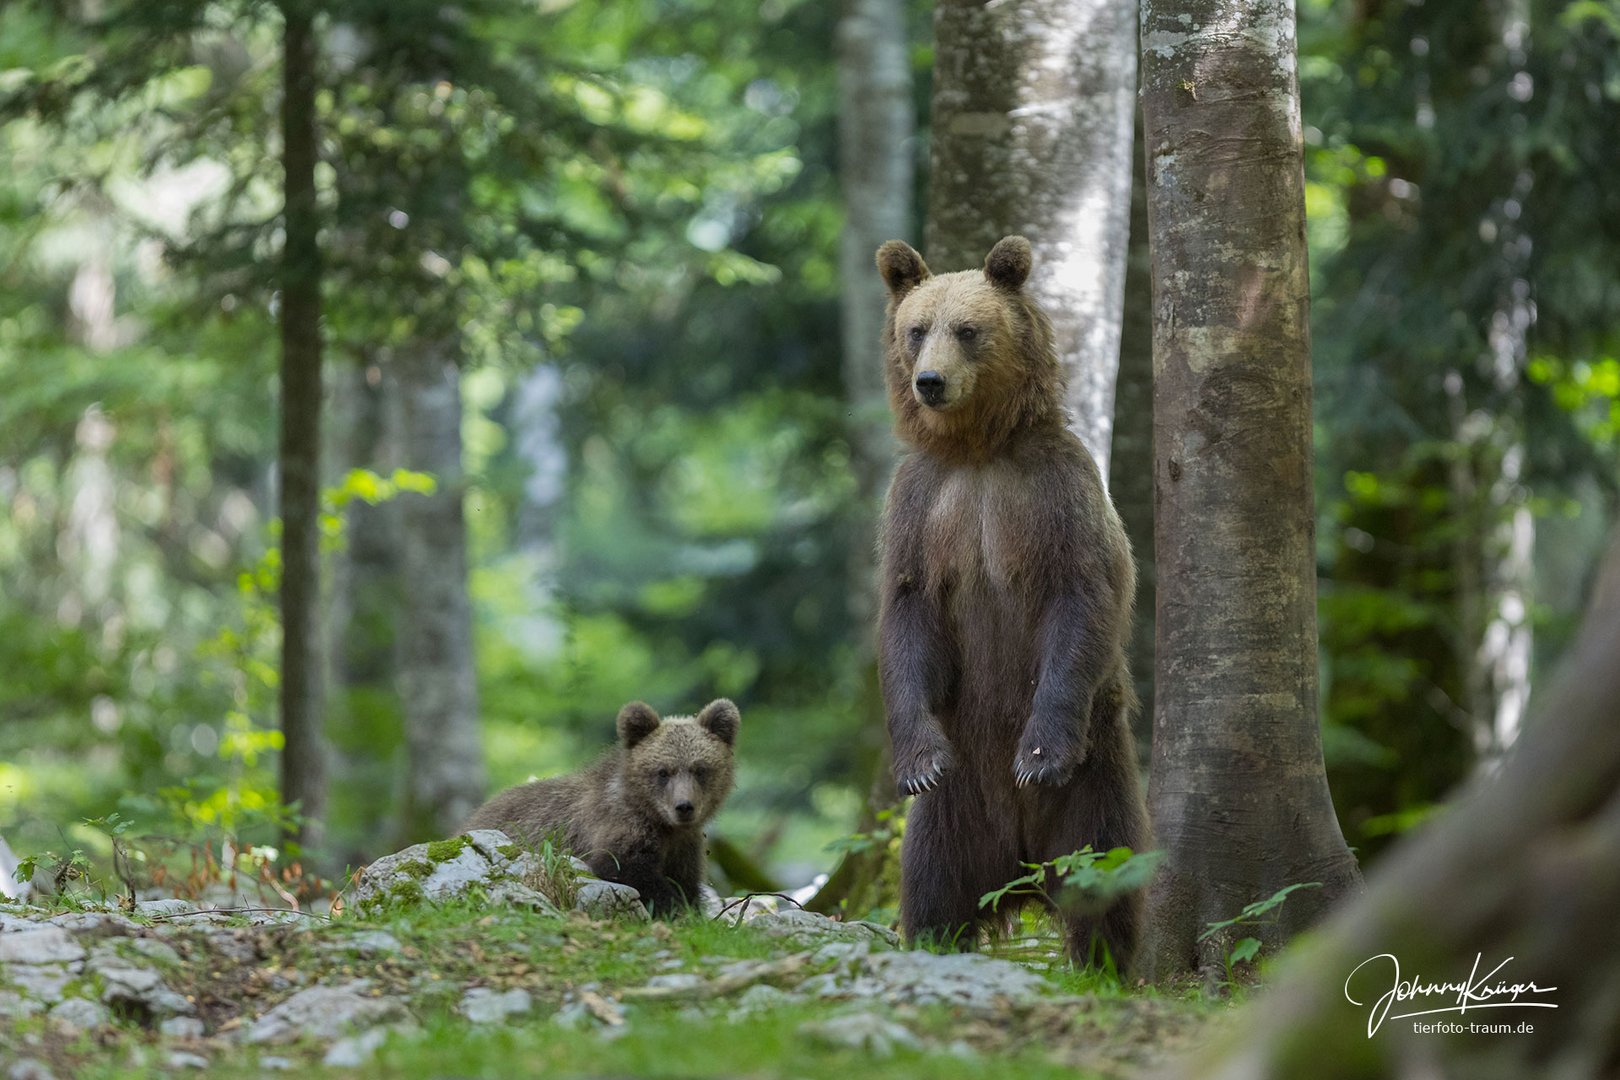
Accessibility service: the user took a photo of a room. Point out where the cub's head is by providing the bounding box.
[875,236,1061,457]
[615,699,739,830]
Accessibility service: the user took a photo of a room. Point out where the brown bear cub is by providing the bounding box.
[874,236,1148,968]
[461,699,739,916]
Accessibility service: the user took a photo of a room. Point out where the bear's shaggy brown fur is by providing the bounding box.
[874,236,1148,967]
[461,699,739,915]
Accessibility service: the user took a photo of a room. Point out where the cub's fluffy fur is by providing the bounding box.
[462,699,739,914]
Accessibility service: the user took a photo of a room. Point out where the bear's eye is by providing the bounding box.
[656,768,671,785]
[907,325,926,345]
[955,325,977,342]
[693,767,710,785]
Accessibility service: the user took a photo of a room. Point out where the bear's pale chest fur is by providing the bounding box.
[923,462,1037,598]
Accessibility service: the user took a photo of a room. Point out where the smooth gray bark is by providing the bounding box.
[398,340,485,841]
[924,0,1137,472]
[1140,0,1361,977]
[277,0,327,851]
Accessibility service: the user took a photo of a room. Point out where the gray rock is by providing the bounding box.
[459,986,532,1024]
[47,997,110,1031]
[244,980,407,1044]
[746,909,900,948]
[134,899,196,918]
[734,984,800,1014]
[337,930,402,956]
[6,962,75,1003]
[573,879,649,921]
[258,1057,294,1071]
[5,1058,55,1080]
[123,938,182,966]
[160,1016,206,1039]
[0,991,43,1019]
[0,927,85,964]
[164,1052,209,1070]
[639,972,704,993]
[814,950,1057,1012]
[799,1013,921,1057]
[347,831,557,914]
[322,1026,392,1067]
[46,911,139,932]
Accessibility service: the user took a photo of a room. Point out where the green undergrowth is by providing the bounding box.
[6,899,1223,1079]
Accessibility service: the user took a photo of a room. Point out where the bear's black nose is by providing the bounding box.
[675,801,695,821]
[915,370,946,406]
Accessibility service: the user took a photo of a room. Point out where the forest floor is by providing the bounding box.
[0,836,1231,1079]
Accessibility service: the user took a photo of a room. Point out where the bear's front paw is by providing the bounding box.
[1013,730,1085,788]
[894,737,956,797]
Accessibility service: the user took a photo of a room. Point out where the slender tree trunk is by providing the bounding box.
[327,357,405,864]
[924,0,1136,471]
[397,338,485,842]
[1109,108,1155,767]
[1175,528,1620,1079]
[1139,0,1361,978]
[277,0,327,851]
[807,0,913,918]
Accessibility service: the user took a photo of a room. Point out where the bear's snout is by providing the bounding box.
[914,370,948,407]
[674,800,696,822]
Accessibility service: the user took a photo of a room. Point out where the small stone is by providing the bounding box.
[46,911,139,932]
[573,879,649,921]
[0,991,43,1019]
[734,984,798,1014]
[244,980,407,1044]
[134,899,197,918]
[7,962,75,1003]
[799,1013,921,1057]
[640,973,704,993]
[339,931,401,956]
[746,909,900,948]
[322,1026,391,1067]
[460,986,532,1024]
[124,938,182,965]
[258,1057,294,1072]
[164,1052,209,1070]
[0,927,85,965]
[48,997,110,1031]
[5,1058,56,1080]
[160,1016,206,1039]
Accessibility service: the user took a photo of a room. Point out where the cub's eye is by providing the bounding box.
[656,768,671,785]
[907,325,926,345]
[693,767,710,785]
[955,325,977,342]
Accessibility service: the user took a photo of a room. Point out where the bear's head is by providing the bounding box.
[875,235,1061,459]
[615,699,739,830]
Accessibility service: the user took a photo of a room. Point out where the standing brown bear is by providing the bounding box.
[874,236,1148,968]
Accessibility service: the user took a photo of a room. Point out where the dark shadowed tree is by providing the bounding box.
[806,0,914,917]
[924,0,1137,471]
[1139,0,1361,977]
[1175,527,1620,1079]
[276,0,327,850]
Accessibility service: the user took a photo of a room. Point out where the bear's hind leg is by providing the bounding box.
[899,784,1015,952]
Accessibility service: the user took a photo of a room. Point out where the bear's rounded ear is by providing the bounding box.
[983,235,1033,290]
[876,240,930,300]
[616,701,661,749]
[696,699,740,747]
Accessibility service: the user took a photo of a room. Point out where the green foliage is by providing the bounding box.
[1198,882,1323,985]
[979,847,1163,917]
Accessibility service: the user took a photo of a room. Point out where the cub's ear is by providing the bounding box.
[983,235,1032,290]
[616,701,661,749]
[876,240,930,300]
[696,699,740,747]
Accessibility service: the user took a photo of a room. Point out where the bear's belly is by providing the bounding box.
[925,468,1042,738]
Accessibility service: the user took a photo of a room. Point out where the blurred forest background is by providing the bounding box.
[1,0,1617,899]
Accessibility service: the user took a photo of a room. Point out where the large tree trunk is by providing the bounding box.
[1139,0,1361,978]
[326,357,405,864]
[807,0,913,919]
[924,0,1136,472]
[397,339,485,842]
[1109,108,1155,767]
[277,0,327,852]
[1175,527,1620,1079]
